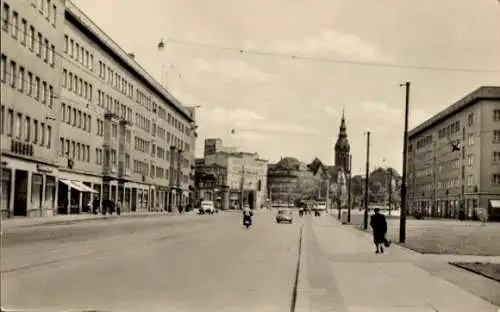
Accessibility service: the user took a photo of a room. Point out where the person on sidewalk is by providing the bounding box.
[116,200,122,216]
[370,208,391,254]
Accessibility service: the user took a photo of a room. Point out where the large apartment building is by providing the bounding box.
[1,0,64,217]
[407,86,500,220]
[1,0,196,218]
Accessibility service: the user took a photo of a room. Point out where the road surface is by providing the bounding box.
[1,211,301,312]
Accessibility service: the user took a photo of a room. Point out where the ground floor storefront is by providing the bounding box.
[1,156,57,218]
[0,156,192,218]
[411,193,500,220]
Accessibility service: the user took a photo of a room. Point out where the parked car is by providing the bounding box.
[276,208,293,224]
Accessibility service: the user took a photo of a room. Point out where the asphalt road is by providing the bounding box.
[1,211,302,312]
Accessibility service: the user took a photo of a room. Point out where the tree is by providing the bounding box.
[289,174,318,202]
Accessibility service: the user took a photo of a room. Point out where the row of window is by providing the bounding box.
[60,103,92,133]
[416,135,433,150]
[134,137,150,154]
[436,178,460,190]
[0,105,52,148]
[59,138,90,162]
[98,60,134,98]
[62,69,93,101]
[29,0,58,27]
[1,54,55,107]
[134,112,151,133]
[2,3,55,67]
[438,120,461,139]
[64,34,94,71]
[97,59,191,139]
[133,160,149,176]
[97,89,132,122]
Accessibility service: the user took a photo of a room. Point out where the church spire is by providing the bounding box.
[339,106,347,138]
[334,108,350,172]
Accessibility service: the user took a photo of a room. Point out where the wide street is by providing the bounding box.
[1,211,301,312]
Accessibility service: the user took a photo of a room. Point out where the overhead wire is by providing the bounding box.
[163,38,500,74]
[8,2,500,74]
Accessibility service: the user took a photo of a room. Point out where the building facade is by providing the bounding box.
[202,138,268,210]
[1,0,196,218]
[408,86,500,220]
[1,0,65,217]
[267,157,303,205]
[194,158,227,209]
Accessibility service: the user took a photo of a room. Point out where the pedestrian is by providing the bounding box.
[116,200,122,216]
[370,208,391,254]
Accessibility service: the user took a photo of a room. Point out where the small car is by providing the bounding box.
[276,209,293,224]
[200,200,216,214]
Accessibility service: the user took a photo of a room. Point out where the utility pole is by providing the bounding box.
[240,162,245,210]
[347,154,352,223]
[399,81,410,243]
[460,127,466,219]
[363,132,370,230]
[388,169,393,216]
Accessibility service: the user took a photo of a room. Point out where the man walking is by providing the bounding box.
[370,208,391,253]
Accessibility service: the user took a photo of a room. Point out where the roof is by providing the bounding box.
[65,1,194,123]
[276,157,303,170]
[409,86,500,139]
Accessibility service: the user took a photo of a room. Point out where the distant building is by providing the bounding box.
[407,86,500,220]
[267,157,307,205]
[266,112,352,207]
[198,139,268,210]
[194,158,226,208]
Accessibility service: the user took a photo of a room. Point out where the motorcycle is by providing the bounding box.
[243,216,252,229]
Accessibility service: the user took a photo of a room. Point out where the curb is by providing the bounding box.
[450,262,500,283]
[292,221,310,312]
[1,211,198,230]
[345,221,424,257]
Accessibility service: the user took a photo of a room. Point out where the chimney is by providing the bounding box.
[128,53,135,59]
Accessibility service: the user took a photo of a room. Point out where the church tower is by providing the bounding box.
[334,109,350,173]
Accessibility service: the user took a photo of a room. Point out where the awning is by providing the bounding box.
[59,179,97,193]
[72,181,98,193]
[59,179,86,192]
[489,200,500,208]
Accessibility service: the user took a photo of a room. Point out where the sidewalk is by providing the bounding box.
[295,216,499,312]
[0,210,199,230]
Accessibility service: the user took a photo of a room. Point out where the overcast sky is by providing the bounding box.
[73,0,500,175]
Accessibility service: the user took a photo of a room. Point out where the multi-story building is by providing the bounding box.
[408,86,500,220]
[1,0,64,218]
[267,157,303,205]
[1,0,197,218]
[194,158,227,208]
[202,138,268,210]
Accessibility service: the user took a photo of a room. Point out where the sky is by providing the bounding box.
[72,0,500,175]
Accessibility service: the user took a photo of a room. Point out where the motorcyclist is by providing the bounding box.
[242,206,253,225]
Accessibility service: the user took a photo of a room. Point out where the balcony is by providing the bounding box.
[119,119,133,126]
[10,139,34,157]
[104,111,120,120]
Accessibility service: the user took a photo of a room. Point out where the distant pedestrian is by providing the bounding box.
[475,207,488,226]
[370,208,391,254]
[116,200,122,216]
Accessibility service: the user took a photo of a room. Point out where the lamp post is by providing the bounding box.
[399,82,411,243]
[363,131,371,231]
